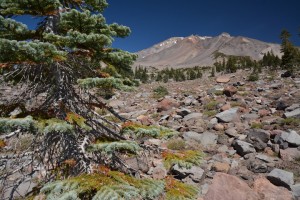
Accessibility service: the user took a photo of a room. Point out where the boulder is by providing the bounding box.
[280,130,300,147]
[151,166,167,180]
[253,177,293,200]
[171,164,205,183]
[247,129,270,143]
[233,140,256,156]
[183,112,203,121]
[291,184,300,198]
[225,128,238,138]
[221,103,231,111]
[176,108,192,117]
[223,86,238,97]
[204,173,260,200]
[216,108,239,123]
[216,76,230,83]
[212,162,230,173]
[284,108,300,118]
[267,168,294,190]
[157,98,180,112]
[213,123,225,131]
[279,148,300,161]
[286,104,300,112]
[183,131,218,147]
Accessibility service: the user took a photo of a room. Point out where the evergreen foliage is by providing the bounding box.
[280,29,300,74]
[165,176,199,200]
[134,66,205,83]
[0,1,141,199]
[88,141,141,155]
[213,52,265,74]
[162,150,204,170]
[153,85,169,98]
[39,171,165,200]
[0,116,35,132]
[121,121,179,139]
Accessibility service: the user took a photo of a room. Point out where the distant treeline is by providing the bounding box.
[213,51,281,74]
[134,66,211,83]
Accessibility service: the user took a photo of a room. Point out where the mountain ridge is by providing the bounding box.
[134,33,282,68]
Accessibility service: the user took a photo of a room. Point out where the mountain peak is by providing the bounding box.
[135,34,282,68]
[220,32,231,38]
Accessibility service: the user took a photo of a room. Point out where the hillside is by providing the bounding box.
[135,33,282,68]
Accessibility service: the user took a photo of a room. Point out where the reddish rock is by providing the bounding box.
[214,123,225,131]
[264,147,275,157]
[253,177,293,200]
[216,76,230,83]
[280,148,300,161]
[151,166,167,180]
[204,173,260,200]
[221,103,231,111]
[157,98,180,112]
[223,86,238,97]
[137,115,153,125]
[258,109,271,117]
[212,162,230,173]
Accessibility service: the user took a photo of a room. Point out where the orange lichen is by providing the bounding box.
[63,159,76,167]
[0,139,6,149]
[165,176,198,199]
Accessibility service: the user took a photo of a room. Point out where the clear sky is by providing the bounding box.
[103,0,300,52]
[16,0,300,52]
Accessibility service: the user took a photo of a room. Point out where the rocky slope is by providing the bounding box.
[1,70,300,199]
[110,69,300,199]
[135,33,282,68]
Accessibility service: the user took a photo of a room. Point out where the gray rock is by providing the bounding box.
[280,130,300,147]
[183,131,218,147]
[286,104,300,112]
[9,107,23,117]
[176,108,192,117]
[242,113,259,121]
[255,154,274,163]
[249,137,267,151]
[267,168,294,190]
[291,184,300,198]
[216,108,239,123]
[208,118,218,129]
[248,160,268,173]
[233,140,256,156]
[171,164,205,183]
[284,108,300,118]
[183,112,203,121]
[207,85,224,95]
[274,135,290,149]
[247,129,270,143]
[225,128,238,138]
[269,83,283,89]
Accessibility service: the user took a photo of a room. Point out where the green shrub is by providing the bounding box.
[153,86,169,98]
[280,117,300,126]
[203,110,217,117]
[167,138,186,150]
[251,122,263,129]
[204,100,219,110]
[162,150,204,170]
[247,73,259,81]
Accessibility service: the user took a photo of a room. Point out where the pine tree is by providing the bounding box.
[0,1,140,198]
[280,29,299,73]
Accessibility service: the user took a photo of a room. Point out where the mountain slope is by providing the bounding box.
[135,33,282,68]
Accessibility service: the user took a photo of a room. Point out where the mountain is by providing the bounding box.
[135,33,282,68]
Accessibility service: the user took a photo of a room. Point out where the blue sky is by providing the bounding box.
[104,0,300,52]
[16,0,300,52]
